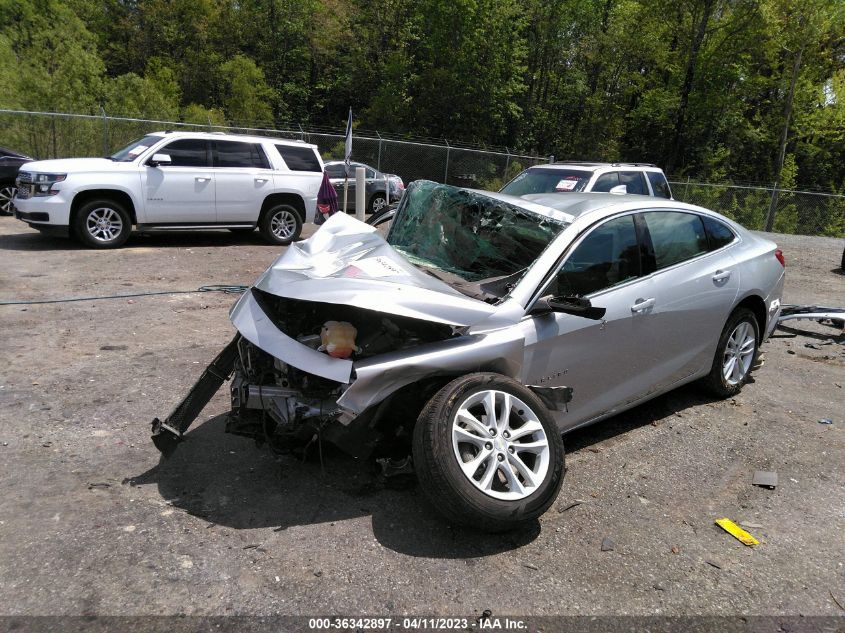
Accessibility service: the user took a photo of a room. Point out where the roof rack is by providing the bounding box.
[552,160,658,168]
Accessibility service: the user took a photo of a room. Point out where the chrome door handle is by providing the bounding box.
[631,297,655,312]
[195,176,210,182]
[255,177,268,183]
[712,269,732,282]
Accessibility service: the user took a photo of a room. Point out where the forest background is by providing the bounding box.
[1,0,844,196]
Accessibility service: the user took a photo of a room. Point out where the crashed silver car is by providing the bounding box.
[152,180,786,531]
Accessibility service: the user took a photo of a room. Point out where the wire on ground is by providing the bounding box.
[0,284,249,306]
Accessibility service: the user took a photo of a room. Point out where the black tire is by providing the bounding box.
[701,308,760,398]
[258,204,302,245]
[0,184,16,215]
[73,199,132,248]
[412,372,565,532]
[369,193,388,215]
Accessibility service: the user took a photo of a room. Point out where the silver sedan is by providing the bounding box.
[154,180,786,531]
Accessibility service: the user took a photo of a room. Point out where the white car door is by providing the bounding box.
[212,140,273,223]
[141,138,215,224]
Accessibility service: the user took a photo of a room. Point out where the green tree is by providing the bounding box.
[218,55,276,125]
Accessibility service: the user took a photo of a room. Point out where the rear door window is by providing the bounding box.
[215,141,269,169]
[275,144,322,172]
[646,172,672,199]
[642,211,709,270]
[552,215,641,297]
[591,172,620,192]
[620,171,648,195]
[160,139,210,167]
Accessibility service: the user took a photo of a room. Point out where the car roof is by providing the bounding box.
[145,131,319,150]
[527,162,663,173]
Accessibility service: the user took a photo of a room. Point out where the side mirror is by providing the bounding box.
[532,295,606,320]
[609,184,628,195]
[148,153,171,167]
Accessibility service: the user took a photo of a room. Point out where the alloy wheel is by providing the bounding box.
[85,207,124,243]
[270,209,297,240]
[0,186,15,214]
[451,389,550,501]
[723,321,756,385]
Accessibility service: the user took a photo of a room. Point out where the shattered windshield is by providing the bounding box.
[386,180,568,284]
[500,167,591,195]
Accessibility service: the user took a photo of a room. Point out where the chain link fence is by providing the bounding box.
[0,109,546,193]
[2,109,842,237]
[670,180,845,238]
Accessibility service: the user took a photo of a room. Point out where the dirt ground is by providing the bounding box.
[0,217,843,620]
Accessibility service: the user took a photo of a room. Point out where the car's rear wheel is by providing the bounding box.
[74,199,131,248]
[0,184,16,215]
[701,308,760,398]
[412,373,565,532]
[259,204,301,245]
[369,193,388,214]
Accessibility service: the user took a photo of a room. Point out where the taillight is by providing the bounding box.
[775,249,785,267]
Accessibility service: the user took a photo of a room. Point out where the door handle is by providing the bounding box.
[195,176,210,183]
[712,269,732,282]
[255,177,268,183]
[631,297,655,313]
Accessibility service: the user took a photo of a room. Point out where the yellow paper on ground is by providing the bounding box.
[715,518,760,546]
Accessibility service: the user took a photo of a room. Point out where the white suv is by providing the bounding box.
[13,131,324,248]
[500,161,673,199]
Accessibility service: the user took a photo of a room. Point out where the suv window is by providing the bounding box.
[276,144,322,172]
[620,171,648,195]
[160,139,210,167]
[643,211,708,270]
[591,172,620,192]
[551,215,640,297]
[702,215,736,250]
[215,141,269,169]
[646,171,672,199]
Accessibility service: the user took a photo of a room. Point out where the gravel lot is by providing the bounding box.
[0,217,843,620]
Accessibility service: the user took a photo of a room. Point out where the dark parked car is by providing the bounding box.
[324,160,403,214]
[0,146,34,214]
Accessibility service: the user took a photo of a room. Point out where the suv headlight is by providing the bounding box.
[33,173,67,196]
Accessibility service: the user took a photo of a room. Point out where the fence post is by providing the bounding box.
[765,183,780,232]
[207,116,213,132]
[685,176,690,200]
[376,132,383,172]
[100,106,108,156]
[298,123,305,142]
[444,140,450,184]
[504,147,511,181]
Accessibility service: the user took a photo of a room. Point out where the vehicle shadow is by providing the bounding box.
[128,384,718,559]
[127,414,540,559]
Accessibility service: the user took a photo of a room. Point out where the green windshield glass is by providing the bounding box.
[387,180,568,283]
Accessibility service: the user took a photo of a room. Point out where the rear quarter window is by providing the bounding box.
[702,215,737,250]
[646,172,672,199]
[276,144,322,172]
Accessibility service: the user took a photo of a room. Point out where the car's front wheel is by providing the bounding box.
[259,204,301,245]
[74,199,131,248]
[0,184,16,215]
[369,193,388,214]
[413,373,565,532]
[701,307,760,398]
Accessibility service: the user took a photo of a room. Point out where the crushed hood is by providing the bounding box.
[249,212,497,327]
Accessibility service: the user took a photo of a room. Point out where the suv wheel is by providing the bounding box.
[259,204,301,245]
[0,184,15,215]
[74,199,131,248]
[413,373,565,532]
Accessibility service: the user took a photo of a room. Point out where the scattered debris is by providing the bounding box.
[87,482,111,490]
[715,518,759,546]
[523,563,539,571]
[705,559,723,570]
[787,349,796,355]
[818,418,833,425]
[805,343,822,350]
[671,546,680,554]
[831,591,845,612]
[314,570,323,577]
[739,521,764,529]
[242,544,260,550]
[601,537,615,552]
[587,446,603,453]
[99,345,128,351]
[752,470,778,489]
[556,500,584,513]
[653,582,666,591]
